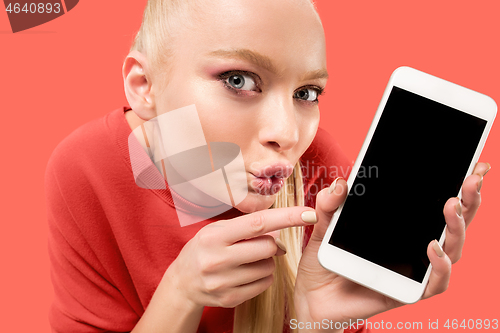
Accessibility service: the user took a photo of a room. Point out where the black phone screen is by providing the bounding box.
[328,86,487,283]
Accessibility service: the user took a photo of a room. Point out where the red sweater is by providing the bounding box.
[46,106,366,333]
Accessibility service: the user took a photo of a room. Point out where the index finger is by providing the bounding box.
[220,207,318,244]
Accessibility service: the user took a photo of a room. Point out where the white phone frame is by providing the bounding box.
[318,66,497,304]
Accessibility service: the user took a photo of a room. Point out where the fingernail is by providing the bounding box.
[328,177,343,194]
[476,173,483,193]
[301,211,318,224]
[275,238,287,254]
[432,240,444,258]
[455,198,462,218]
[483,163,491,176]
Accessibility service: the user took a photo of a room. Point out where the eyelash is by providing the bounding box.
[217,70,325,103]
[296,85,325,103]
[217,70,261,96]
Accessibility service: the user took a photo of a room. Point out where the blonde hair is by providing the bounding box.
[131,1,311,332]
[233,162,304,333]
[130,0,319,81]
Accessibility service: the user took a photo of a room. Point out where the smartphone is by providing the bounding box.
[318,66,496,304]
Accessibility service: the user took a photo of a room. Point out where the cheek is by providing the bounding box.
[195,99,259,147]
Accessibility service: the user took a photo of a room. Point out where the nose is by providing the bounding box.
[258,94,299,152]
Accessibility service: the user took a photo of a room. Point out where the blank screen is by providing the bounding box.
[329,86,486,282]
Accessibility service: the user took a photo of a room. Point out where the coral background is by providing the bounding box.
[1,0,498,331]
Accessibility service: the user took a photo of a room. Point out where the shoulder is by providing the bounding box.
[47,108,119,169]
[46,107,129,184]
[44,107,133,225]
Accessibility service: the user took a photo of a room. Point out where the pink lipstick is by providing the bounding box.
[250,163,293,196]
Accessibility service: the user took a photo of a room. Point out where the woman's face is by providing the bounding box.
[152,0,327,213]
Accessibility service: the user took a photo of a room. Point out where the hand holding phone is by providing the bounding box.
[295,69,496,332]
[317,67,496,304]
[295,162,490,330]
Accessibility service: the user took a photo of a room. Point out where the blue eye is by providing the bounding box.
[226,73,258,91]
[294,88,320,102]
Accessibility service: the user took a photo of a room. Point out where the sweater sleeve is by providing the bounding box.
[46,127,140,332]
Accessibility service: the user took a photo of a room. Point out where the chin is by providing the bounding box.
[234,191,276,213]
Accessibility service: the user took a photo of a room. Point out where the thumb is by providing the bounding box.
[310,177,348,243]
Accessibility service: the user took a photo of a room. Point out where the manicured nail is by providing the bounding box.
[275,238,287,254]
[432,240,444,258]
[483,163,491,176]
[455,198,462,218]
[301,211,318,224]
[328,177,344,194]
[476,173,483,193]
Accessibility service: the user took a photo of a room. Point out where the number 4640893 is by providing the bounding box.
[5,3,61,14]
[443,319,498,330]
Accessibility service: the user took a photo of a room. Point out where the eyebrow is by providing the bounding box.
[207,48,329,81]
[300,68,329,81]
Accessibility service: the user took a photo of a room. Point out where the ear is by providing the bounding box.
[122,50,156,120]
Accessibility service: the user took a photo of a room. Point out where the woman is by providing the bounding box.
[47,0,490,332]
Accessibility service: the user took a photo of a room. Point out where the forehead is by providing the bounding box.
[173,0,326,74]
